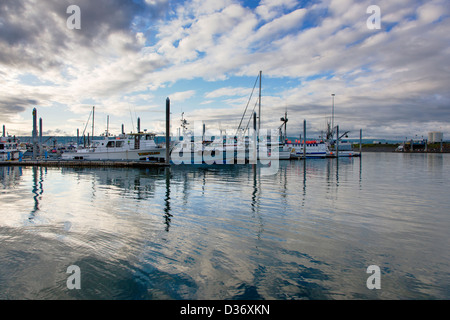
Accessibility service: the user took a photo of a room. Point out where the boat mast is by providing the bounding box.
[92,106,95,139]
[258,70,262,134]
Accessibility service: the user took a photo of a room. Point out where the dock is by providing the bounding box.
[0,159,169,168]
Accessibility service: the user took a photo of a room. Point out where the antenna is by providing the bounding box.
[129,107,135,133]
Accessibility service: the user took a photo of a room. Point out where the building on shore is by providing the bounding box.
[428,132,444,143]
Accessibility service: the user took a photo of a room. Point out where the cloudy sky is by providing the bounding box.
[1,0,449,140]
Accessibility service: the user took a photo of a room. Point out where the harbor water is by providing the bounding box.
[0,152,449,300]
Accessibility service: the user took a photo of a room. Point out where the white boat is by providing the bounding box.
[258,141,291,160]
[327,141,360,157]
[61,132,165,161]
[171,137,247,164]
[288,140,328,159]
[279,145,292,159]
[0,136,26,161]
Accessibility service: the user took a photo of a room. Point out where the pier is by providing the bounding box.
[0,159,168,168]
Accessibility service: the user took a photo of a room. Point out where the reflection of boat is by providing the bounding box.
[61,133,165,161]
[0,166,23,188]
[61,166,165,200]
[0,136,25,161]
[288,140,328,159]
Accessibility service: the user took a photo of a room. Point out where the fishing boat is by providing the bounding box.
[61,132,165,161]
[279,145,292,159]
[288,140,328,159]
[326,140,360,157]
[0,136,26,161]
[257,140,291,160]
[171,136,247,164]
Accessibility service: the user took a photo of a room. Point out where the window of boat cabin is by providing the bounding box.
[106,141,115,148]
[116,141,124,148]
[0,144,3,150]
[144,134,155,140]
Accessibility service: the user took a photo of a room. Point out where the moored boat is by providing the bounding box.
[326,141,361,157]
[287,140,328,159]
[61,132,165,161]
[0,136,26,161]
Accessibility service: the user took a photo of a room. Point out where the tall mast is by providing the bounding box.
[258,70,262,133]
[92,106,95,139]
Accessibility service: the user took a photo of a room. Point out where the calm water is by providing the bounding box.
[0,153,449,300]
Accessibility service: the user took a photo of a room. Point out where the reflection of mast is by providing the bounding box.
[359,156,362,190]
[302,160,306,207]
[251,165,264,240]
[336,156,339,187]
[251,165,258,212]
[30,167,44,221]
[164,168,172,232]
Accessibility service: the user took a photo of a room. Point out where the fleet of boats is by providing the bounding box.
[1,72,361,163]
[0,132,359,163]
[0,122,360,163]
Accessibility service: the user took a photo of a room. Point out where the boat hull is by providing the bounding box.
[290,152,327,159]
[327,151,361,157]
[0,150,24,161]
[61,149,165,161]
[288,143,329,159]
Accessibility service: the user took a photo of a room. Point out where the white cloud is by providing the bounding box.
[205,87,253,99]
[417,1,446,24]
[169,90,196,102]
[256,0,298,21]
[0,0,449,139]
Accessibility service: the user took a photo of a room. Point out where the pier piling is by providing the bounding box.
[39,118,43,157]
[32,108,38,160]
[166,97,170,165]
[303,119,306,159]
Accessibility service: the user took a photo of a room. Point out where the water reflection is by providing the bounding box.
[0,153,448,300]
[164,167,172,232]
[30,167,45,221]
[0,166,23,189]
[251,165,263,241]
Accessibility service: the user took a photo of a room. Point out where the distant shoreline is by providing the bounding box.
[354,143,449,153]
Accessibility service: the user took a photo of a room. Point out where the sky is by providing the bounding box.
[0,0,449,140]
